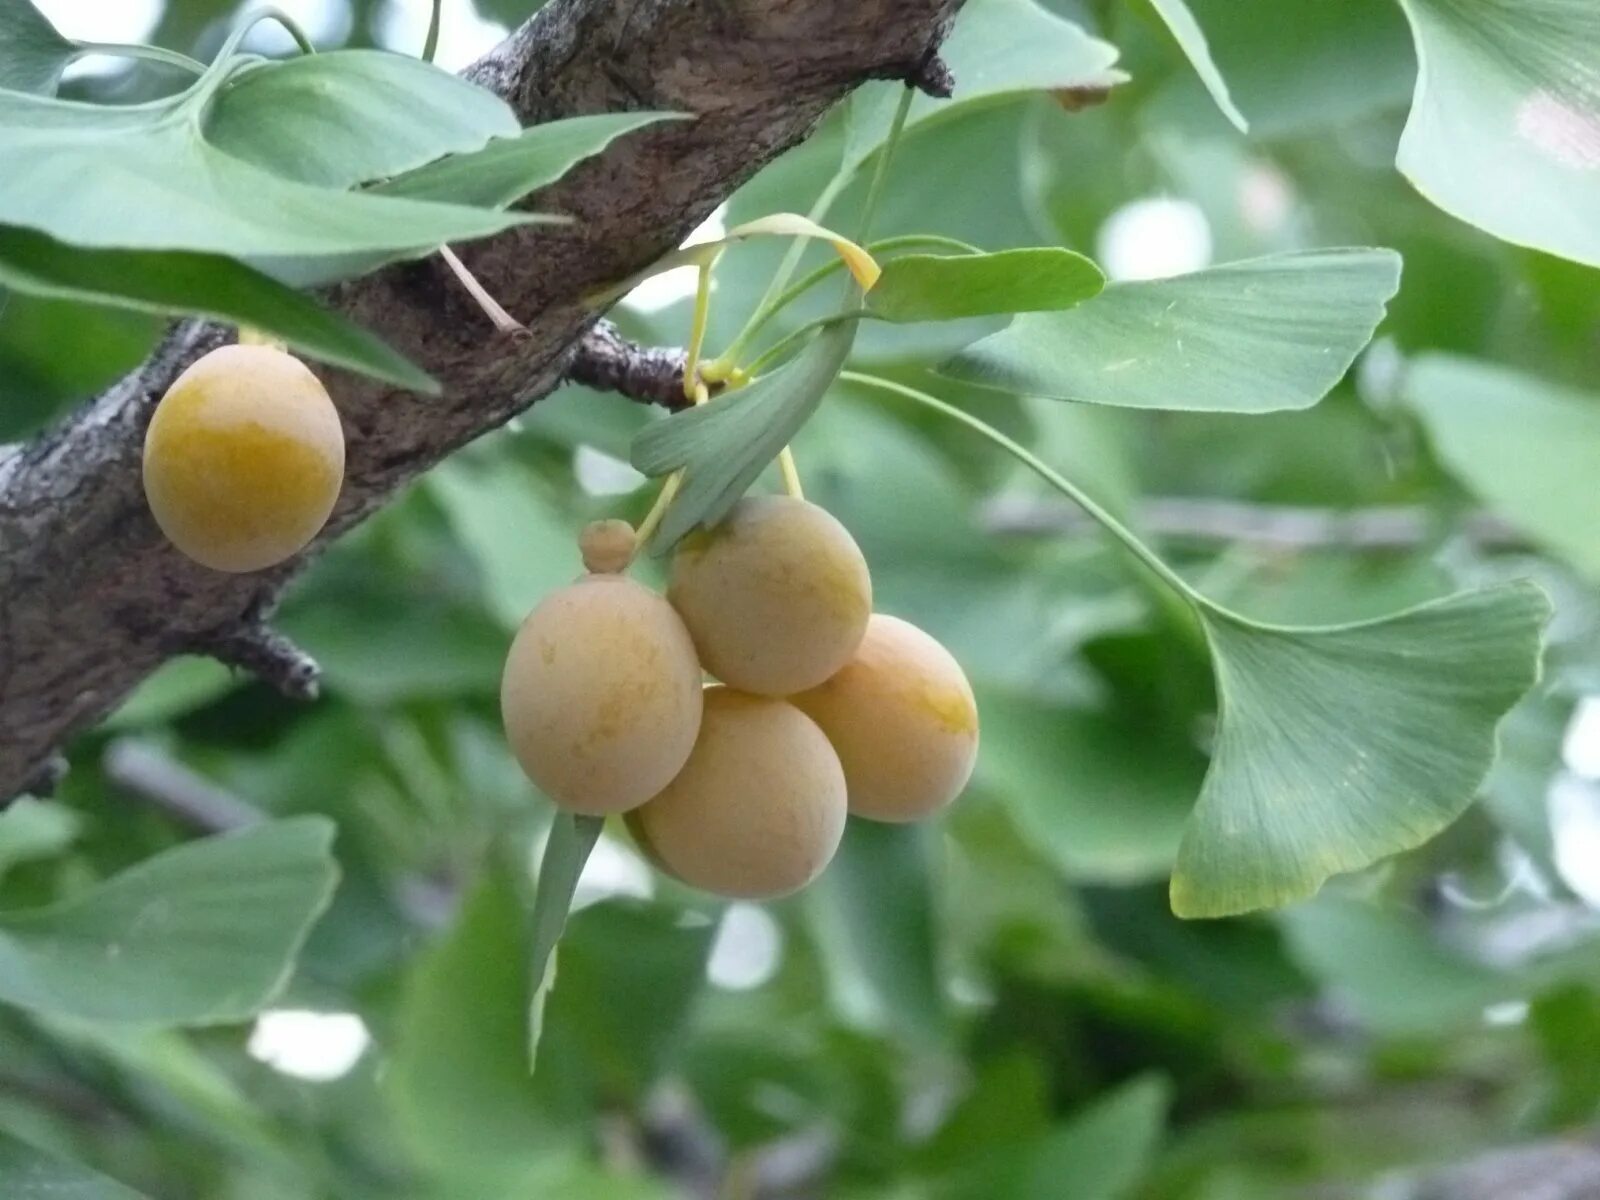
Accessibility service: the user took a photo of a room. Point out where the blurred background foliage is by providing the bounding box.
[3,0,1600,1197]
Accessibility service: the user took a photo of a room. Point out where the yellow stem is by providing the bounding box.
[778,446,804,499]
[682,261,714,402]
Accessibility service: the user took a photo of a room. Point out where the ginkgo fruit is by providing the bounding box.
[501,571,703,816]
[668,495,871,697]
[627,687,847,899]
[142,343,345,573]
[792,614,979,822]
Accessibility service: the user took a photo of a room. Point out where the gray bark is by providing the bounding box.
[0,0,961,800]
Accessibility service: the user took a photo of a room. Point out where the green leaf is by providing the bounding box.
[527,813,603,1067]
[866,248,1105,323]
[1396,0,1600,267]
[941,1074,1171,1200]
[430,458,581,629]
[977,696,1201,885]
[0,799,81,883]
[842,0,1124,172]
[630,318,855,548]
[542,900,716,1098]
[391,867,557,1172]
[0,66,531,258]
[1405,354,1600,581]
[1279,895,1512,1035]
[810,820,946,1042]
[0,1131,149,1200]
[204,50,518,190]
[0,817,338,1024]
[0,0,74,96]
[0,288,159,439]
[0,225,435,392]
[1171,583,1550,918]
[377,112,686,208]
[1144,0,1248,132]
[939,249,1402,413]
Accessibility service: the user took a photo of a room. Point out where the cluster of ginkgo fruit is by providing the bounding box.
[502,497,980,899]
[139,340,980,900]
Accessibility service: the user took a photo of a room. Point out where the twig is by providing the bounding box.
[189,610,320,702]
[102,739,263,833]
[567,321,697,411]
[983,495,1526,552]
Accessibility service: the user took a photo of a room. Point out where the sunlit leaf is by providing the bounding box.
[528,813,603,1066]
[1172,583,1549,918]
[866,248,1104,322]
[0,818,338,1024]
[940,249,1402,413]
[0,224,435,391]
[1405,354,1600,581]
[630,319,855,548]
[1144,0,1248,132]
[1396,0,1600,267]
[205,50,518,189]
[842,0,1125,172]
[0,1131,148,1200]
[0,0,74,95]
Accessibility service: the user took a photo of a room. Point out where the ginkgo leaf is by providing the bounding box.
[204,49,519,190]
[939,249,1401,413]
[841,0,1125,172]
[377,112,687,209]
[1144,0,1248,133]
[0,224,435,391]
[866,248,1104,322]
[0,0,75,95]
[1170,583,1549,918]
[630,319,856,548]
[1395,0,1600,268]
[1405,354,1600,582]
[0,817,339,1024]
[527,813,603,1065]
[0,65,530,258]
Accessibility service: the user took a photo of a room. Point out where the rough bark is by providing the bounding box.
[0,0,961,800]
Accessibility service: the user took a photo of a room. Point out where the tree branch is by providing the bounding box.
[567,320,694,410]
[0,0,963,800]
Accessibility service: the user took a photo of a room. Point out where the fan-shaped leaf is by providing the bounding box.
[940,249,1401,413]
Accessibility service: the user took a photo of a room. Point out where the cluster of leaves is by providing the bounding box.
[2,0,1600,1197]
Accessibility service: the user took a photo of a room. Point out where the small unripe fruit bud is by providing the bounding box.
[792,614,978,822]
[501,574,703,815]
[669,495,871,697]
[628,688,847,899]
[579,519,638,574]
[142,344,344,573]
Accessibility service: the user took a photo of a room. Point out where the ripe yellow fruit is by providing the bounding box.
[792,614,978,822]
[668,495,871,697]
[628,688,847,899]
[142,344,345,573]
[501,574,704,815]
